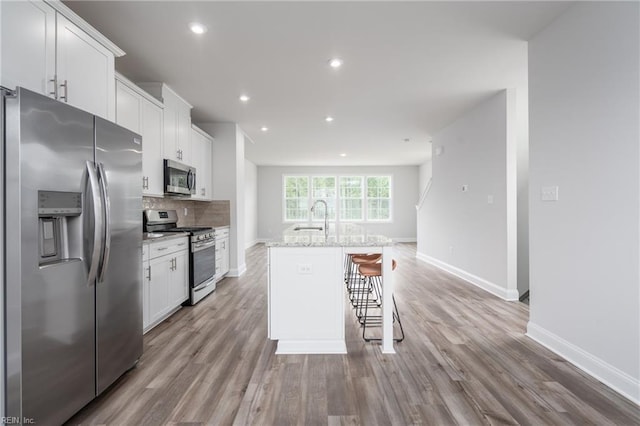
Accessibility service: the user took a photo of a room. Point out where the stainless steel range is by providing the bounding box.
[144,210,216,304]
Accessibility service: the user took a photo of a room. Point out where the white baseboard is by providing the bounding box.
[415,252,519,301]
[276,339,347,355]
[527,322,640,405]
[228,263,247,277]
[393,237,417,243]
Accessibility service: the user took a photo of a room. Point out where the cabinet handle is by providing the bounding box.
[177,243,186,247]
[59,80,68,102]
[146,266,151,281]
[157,247,168,251]
[49,76,58,99]
[145,176,149,189]
[201,188,205,196]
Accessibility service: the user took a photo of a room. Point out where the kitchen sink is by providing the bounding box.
[293,226,323,231]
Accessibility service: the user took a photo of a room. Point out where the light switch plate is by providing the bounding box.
[541,186,559,201]
[461,184,469,192]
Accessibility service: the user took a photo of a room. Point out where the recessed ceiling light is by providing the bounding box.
[261,126,269,132]
[328,58,343,68]
[325,116,334,122]
[189,22,207,35]
[239,94,250,102]
[340,153,347,157]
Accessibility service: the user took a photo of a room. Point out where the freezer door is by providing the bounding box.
[4,88,97,424]
[94,117,143,395]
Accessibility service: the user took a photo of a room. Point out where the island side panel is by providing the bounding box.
[269,246,345,354]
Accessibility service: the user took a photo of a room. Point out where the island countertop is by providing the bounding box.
[265,223,393,248]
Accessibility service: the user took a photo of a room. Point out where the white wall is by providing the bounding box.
[527,2,639,403]
[416,90,519,301]
[200,122,247,277]
[244,159,258,248]
[257,165,419,241]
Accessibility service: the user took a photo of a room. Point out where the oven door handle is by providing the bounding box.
[192,240,216,252]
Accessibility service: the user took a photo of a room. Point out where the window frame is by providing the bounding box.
[282,173,393,223]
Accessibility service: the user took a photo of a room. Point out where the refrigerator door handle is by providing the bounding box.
[97,162,111,283]
[86,161,104,286]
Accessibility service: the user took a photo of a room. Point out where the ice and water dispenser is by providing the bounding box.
[37,190,82,266]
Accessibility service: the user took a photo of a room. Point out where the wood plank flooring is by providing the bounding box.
[67,243,640,425]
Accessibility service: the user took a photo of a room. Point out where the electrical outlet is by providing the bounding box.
[184,207,188,215]
[297,264,312,274]
[462,184,469,192]
[541,186,559,201]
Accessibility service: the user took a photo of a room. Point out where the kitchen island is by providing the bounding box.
[266,224,396,355]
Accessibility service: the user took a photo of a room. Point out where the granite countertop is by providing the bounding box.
[266,223,393,248]
[143,232,189,244]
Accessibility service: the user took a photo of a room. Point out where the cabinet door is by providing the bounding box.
[115,79,141,133]
[0,0,56,95]
[222,237,230,276]
[201,135,212,200]
[170,251,189,306]
[190,129,204,200]
[163,106,179,161]
[141,99,164,196]
[177,109,192,165]
[142,260,151,332]
[56,13,115,120]
[149,256,171,324]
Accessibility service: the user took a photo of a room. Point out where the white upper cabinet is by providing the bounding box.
[138,83,193,166]
[115,73,165,197]
[191,126,213,201]
[0,0,55,95]
[0,1,123,120]
[56,14,115,120]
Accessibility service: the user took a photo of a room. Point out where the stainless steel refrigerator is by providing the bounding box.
[2,87,143,424]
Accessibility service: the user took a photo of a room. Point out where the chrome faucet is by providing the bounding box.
[310,199,329,239]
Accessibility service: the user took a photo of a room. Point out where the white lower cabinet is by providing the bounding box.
[214,227,230,280]
[143,236,189,333]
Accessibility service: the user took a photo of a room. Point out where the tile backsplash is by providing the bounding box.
[142,197,230,227]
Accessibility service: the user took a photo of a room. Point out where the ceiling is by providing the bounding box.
[65,1,571,166]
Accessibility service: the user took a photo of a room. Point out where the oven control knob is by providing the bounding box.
[197,235,203,241]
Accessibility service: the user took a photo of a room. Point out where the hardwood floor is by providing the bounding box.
[67,243,640,425]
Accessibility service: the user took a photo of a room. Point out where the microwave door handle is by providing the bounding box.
[187,169,194,190]
[85,161,103,286]
[97,163,111,283]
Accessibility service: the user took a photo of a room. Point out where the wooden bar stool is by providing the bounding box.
[358,259,404,342]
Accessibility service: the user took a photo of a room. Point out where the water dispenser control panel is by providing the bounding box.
[38,191,82,216]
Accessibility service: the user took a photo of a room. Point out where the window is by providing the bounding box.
[339,176,363,221]
[311,176,336,220]
[284,176,309,221]
[283,174,392,222]
[367,176,391,221]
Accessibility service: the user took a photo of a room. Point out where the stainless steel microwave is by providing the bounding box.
[164,159,196,196]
